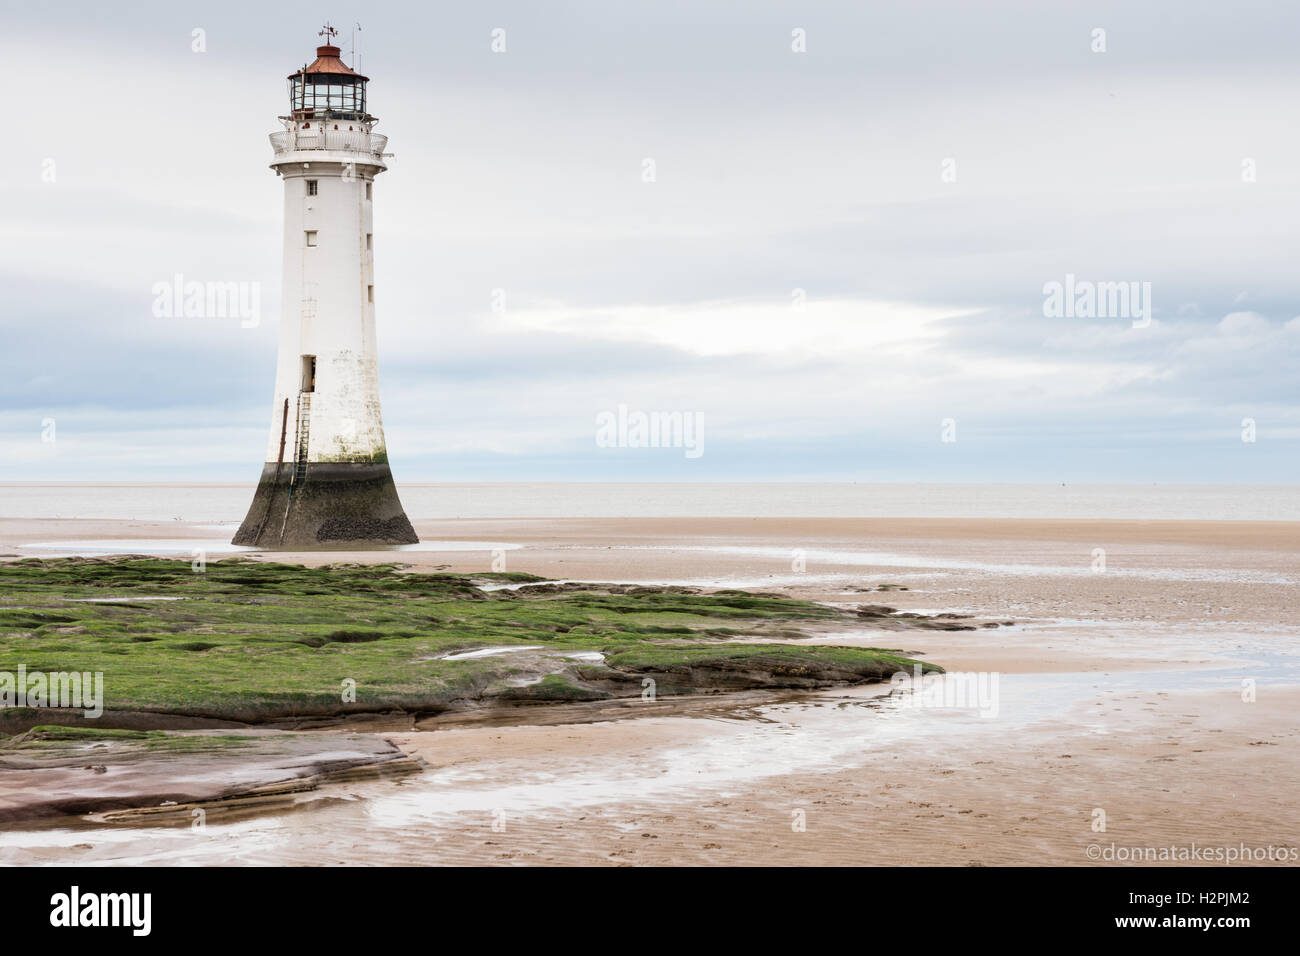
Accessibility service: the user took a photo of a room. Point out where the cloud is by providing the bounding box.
[1,1,1298,482]
[491,298,970,358]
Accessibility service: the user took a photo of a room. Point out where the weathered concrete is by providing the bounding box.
[233,462,417,549]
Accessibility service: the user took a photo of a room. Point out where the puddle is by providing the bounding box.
[19,539,258,556]
[70,596,184,604]
[591,545,1296,585]
[478,579,584,592]
[20,539,523,557]
[439,645,543,661]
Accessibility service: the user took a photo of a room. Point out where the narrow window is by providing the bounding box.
[300,355,316,393]
[365,233,372,251]
[305,230,318,247]
[367,285,374,303]
[365,182,372,201]
[306,179,318,196]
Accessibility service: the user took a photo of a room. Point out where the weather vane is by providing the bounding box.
[319,22,338,43]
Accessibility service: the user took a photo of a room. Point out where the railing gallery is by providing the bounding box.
[270,129,388,157]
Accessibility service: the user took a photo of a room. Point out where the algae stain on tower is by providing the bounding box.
[234,28,417,549]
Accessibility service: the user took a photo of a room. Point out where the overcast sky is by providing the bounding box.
[2,0,1297,482]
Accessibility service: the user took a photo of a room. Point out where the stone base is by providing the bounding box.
[232,462,418,550]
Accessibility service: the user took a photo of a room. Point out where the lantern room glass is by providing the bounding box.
[289,75,366,116]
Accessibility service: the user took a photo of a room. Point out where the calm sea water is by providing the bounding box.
[0,483,1295,521]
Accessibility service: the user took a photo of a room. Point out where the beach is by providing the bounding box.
[0,491,1297,865]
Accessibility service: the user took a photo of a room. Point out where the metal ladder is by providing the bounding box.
[276,393,313,545]
[292,394,312,484]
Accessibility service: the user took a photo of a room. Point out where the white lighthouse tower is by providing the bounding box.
[234,27,417,548]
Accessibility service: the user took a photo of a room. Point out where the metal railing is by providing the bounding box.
[270,129,388,157]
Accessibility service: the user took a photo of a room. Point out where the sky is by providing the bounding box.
[1,0,1297,483]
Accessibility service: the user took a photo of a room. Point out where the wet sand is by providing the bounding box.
[385,686,1300,866]
[1,514,1296,865]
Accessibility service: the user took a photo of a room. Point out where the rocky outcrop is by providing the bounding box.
[0,726,420,825]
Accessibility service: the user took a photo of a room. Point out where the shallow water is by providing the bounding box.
[439,646,543,661]
[597,544,1297,585]
[18,538,522,557]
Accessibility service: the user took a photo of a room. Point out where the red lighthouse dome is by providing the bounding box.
[288,29,370,119]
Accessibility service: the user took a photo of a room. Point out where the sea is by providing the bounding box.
[0,482,1296,522]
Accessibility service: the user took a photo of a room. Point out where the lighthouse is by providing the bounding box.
[234,27,417,549]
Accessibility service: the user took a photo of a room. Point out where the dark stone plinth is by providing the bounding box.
[232,462,418,549]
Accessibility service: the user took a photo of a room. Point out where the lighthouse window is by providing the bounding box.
[291,75,365,115]
[365,183,372,201]
[366,233,372,251]
[306,179,318,196]
[367,285,375,303]
[305,230,318,247]
[300,355,317,393]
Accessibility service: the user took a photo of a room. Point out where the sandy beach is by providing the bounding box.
[384,685,1300,866]
[1,509,1296,866]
